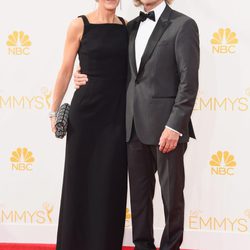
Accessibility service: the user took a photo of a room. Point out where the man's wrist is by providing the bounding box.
[165,126,183,137]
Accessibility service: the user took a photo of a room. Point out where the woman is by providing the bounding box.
[49,0,128,249]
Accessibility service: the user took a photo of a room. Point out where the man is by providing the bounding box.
[74,0,199,249]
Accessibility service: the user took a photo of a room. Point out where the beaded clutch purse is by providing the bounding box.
[55,103,70,139]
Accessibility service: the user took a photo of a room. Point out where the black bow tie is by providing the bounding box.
[139,11,156,22]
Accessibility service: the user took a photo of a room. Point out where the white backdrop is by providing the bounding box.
[0,1,250,250]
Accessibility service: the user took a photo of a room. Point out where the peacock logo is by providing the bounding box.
[211,28,238,54]
[10,147,35,171]
[210,150,237,176]
[7,31,32,55]
[211,28,238,45]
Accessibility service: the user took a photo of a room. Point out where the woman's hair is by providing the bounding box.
[134,0,173,7]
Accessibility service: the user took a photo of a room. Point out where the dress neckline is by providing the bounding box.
[88,23,124,26]
[84,15,125,26]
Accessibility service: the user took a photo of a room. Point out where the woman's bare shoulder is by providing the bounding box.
[71,17,84,31]
[66,17,84,41]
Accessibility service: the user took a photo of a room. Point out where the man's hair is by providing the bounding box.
[134,0,173,7]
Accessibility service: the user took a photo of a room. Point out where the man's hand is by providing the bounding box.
[73,66,88,89]
[159,128,180,154]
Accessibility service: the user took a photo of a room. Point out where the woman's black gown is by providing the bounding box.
[56,15,128,250]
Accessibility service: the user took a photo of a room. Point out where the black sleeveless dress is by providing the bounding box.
[56,15,128,250]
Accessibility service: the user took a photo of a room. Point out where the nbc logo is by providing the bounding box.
[10,147,35,171]
[211,28,238,54]
[209,151,236,176]
[6,31,32,55]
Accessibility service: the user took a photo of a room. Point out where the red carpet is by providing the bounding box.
[0,245,136,250]
[0,244,191,250]
[0,245,130,250]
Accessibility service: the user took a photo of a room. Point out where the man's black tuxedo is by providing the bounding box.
[126,4,199,144]
[126,3,200,250]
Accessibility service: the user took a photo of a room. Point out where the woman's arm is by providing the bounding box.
[50,18,83,133]
[51,18,84,113]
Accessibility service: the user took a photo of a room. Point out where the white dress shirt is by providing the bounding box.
[135,1,182,136]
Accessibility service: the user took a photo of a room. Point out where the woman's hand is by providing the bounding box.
[50,116,56,134]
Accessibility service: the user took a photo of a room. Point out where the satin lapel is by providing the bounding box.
[129,19,141,76]
[137,6,172,78]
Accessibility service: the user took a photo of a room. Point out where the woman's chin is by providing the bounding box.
[104,0,119,10]
[104,5,118,10]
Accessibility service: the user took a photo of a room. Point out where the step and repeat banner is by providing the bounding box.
[0,0,250,249]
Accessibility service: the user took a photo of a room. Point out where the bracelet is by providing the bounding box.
[49,111,57,118]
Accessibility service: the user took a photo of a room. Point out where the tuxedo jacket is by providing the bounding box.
[126,4,200,144]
